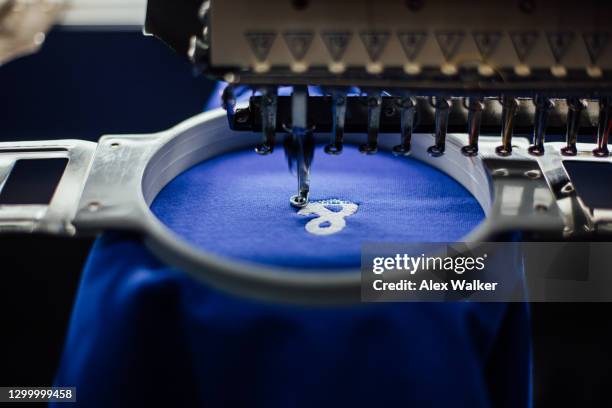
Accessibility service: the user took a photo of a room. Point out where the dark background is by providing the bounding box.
[0,27,611,407]
[0,27,214,391]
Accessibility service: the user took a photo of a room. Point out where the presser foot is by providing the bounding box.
[461,145,479,156]
[324,143,343,155]
[560,145,578,156]
[427,144,445,157]
[593,147,610,157]
[255,143,273,155]
[392,144,411,156]
[290,192,309,208]
[358,143,378,155]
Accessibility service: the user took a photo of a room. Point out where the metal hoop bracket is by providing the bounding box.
[0,109,610,303]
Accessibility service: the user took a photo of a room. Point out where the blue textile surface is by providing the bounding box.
[150,146,484,269]
[53,146,531,407]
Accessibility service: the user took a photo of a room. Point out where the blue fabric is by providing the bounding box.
[53,146,531,407]
[151,146,484,269]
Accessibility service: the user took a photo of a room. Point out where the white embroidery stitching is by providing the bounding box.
[297,199,358,236]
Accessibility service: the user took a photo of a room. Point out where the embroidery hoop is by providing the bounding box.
[0,108,591,304]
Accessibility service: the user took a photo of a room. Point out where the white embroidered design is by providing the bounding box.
[297,199,358,236]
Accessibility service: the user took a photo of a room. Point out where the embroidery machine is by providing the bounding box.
[1,0,612,302]
[145,0,612,232]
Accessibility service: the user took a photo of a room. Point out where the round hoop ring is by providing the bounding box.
[78,109,496,304]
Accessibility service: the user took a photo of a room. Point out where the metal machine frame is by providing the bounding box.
[0,108,609,303]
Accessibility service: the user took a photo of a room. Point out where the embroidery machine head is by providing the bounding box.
[144,1,612,239]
